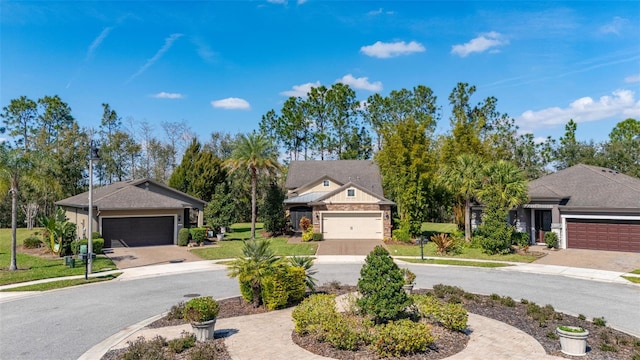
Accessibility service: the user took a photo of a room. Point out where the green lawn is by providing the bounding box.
[387,241,538,263]
[420,222,458,234]
[1,273,122,291]
[398,257,513,268]
[630,269,640,275]
[622,276,640,284]
[192,237,318,260]
[0,228,117,286]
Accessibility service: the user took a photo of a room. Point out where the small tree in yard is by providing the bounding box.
[227,239,280,307]
[357,245,412,323]
[204,183,236,233]
[261,181,287,236]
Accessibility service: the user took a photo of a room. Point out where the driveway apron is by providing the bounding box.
[315,239,385,255]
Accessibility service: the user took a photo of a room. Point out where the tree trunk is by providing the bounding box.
[9,185,18,271]
[252,282,261,307]
[251,167,257,239]
[464,199,472,243]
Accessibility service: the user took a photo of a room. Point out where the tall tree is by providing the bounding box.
[1,96,38,150]
[225,133,280,239]
[477,160,529,210]
[599,118,640,177]
[438,154,483,242]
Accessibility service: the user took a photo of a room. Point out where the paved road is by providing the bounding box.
[1,264,638,360]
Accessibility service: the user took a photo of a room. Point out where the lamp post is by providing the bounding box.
[87,143,100,278]
[419,234,426,261]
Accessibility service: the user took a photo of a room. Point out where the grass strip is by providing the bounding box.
[629,269,640,275]
[621,275,640,284]
[1,273,121,291]
[398,257,513,268]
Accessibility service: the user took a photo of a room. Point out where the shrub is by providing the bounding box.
[239,280,254,303]
[412,294,468,331]
[500,296,516,307]
[71,238,104,255]
[187,341,227,360]
[123,336,169,360]
[92,231,102,239]
[512,232,530,249]
[190,227,207,244]
[261,265,306,310]
[289,255,318,291]
[325,314,369,351]
[166,301,185,320]
[168,331,196,353]
[476,206,514,255]
[430,233,455,254]
[178,228,191,246]
[301,227,314,242]
[23,236,43,248]
[373,319,434,358]
[299,216,311,231]
[183,296,219,323]
[432,284,465,298]
[593,316,607,326]
[400,268,416,285]
[312,232,323,241]
[545,232,558,249]
[357,246,412,323]
[392,228,411,243]
[291,293,338,336]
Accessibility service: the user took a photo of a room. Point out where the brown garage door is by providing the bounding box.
[102,216,174,248]
[566,219,640,252]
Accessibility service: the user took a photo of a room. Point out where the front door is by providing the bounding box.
[534,210,552,242]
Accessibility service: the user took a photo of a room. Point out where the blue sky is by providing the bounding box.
[2,1,639,145]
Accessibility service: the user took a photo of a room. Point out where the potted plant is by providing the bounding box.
[183,296,220,341]
[556,325,589,356]
[401,268,416,294]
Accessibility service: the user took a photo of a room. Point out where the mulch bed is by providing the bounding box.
[103,284,639,360]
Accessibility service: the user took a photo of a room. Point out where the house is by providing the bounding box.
[284,160,394,240]
[55,178,206,248]
[510,164,640,252]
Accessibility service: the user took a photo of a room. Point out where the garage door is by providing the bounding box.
[566,219,640,252]
[102,216,174,248]
[322,213,383,240]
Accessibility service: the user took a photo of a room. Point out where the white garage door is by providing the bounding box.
[322,212,383,239]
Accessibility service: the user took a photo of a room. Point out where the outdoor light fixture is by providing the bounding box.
[86,141,100,278]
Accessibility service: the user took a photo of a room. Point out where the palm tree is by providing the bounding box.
[227,239,281,307]
[439,154,483,242]
[289,256,318,292]
[225,133,280,239]
[0,146,34,270]
[478,160,529,209]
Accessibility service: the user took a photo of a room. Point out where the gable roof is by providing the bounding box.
[528,164,640,209]
[285,160,385,197]
[55,178,205,210]
[310,181,394,205]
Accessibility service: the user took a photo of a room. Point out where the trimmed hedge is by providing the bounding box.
[373,319,434,357]
[190,227,207,244]
[178,228,191,246]
[413,294,468,331]
[292,293,338,336]
[72,238,104,255]
[261,265,306,310]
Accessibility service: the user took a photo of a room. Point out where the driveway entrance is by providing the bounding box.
[316,239,385,256]
[103,245,203,269]
[530,245,640,272]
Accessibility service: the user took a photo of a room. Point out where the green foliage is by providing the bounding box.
[122,335,169,360]
[512,232,530,249]
[301,226,314,242]
[239,280,254,303]
[187,341,227,360]
[412,294,468,331]
[40,207,76,256]
[183,296,219,323]
[432,284,465,298]
[292,293,338,335]
[169,138,225,203]
[23,235,43,248]
[262,181,287,235]
[289,255,318,291]
[476,205,514,255]
[400,268,416,284]
[71,238,104,255]
[166,302,185,320]
[373,318,434,358]
[167,332,196,354]
[261,265,306,310]
[324,314,370,351]
[545,232,558,249]
[178,228,191,246]
[430,233,456,255]
[392,226,411,243]
[500,296,516,307]
[204,183,236,232]
[226,239,281,307]
[312,232,323,241]
[190,227,207,244]
[593,317,607,326]
[357,246,412,323]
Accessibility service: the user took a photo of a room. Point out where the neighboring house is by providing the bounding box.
[473,164,640,252]
[284,160,395,240]
[56,178,206,248]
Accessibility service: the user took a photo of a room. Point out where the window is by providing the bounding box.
[347,189,355,197]
[323,180,329,187]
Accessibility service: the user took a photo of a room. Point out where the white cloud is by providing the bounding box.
[211,97,251,110]
[127,33,183,83]
[625,74,640,83]
[86,26,113,61]
[152,92,184,99]
[360,41,425,59]
[280,81,321,97]
[599,16,629,35]
[336,74,382,92]
[451,31,508,57]
[517,89,640,130]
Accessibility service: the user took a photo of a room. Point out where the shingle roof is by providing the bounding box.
[528,164,640,209]
[285,160,385,197]
[55,178,204,210]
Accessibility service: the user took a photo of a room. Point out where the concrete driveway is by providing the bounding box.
[103,245,205,269]
[530,245,640,272]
